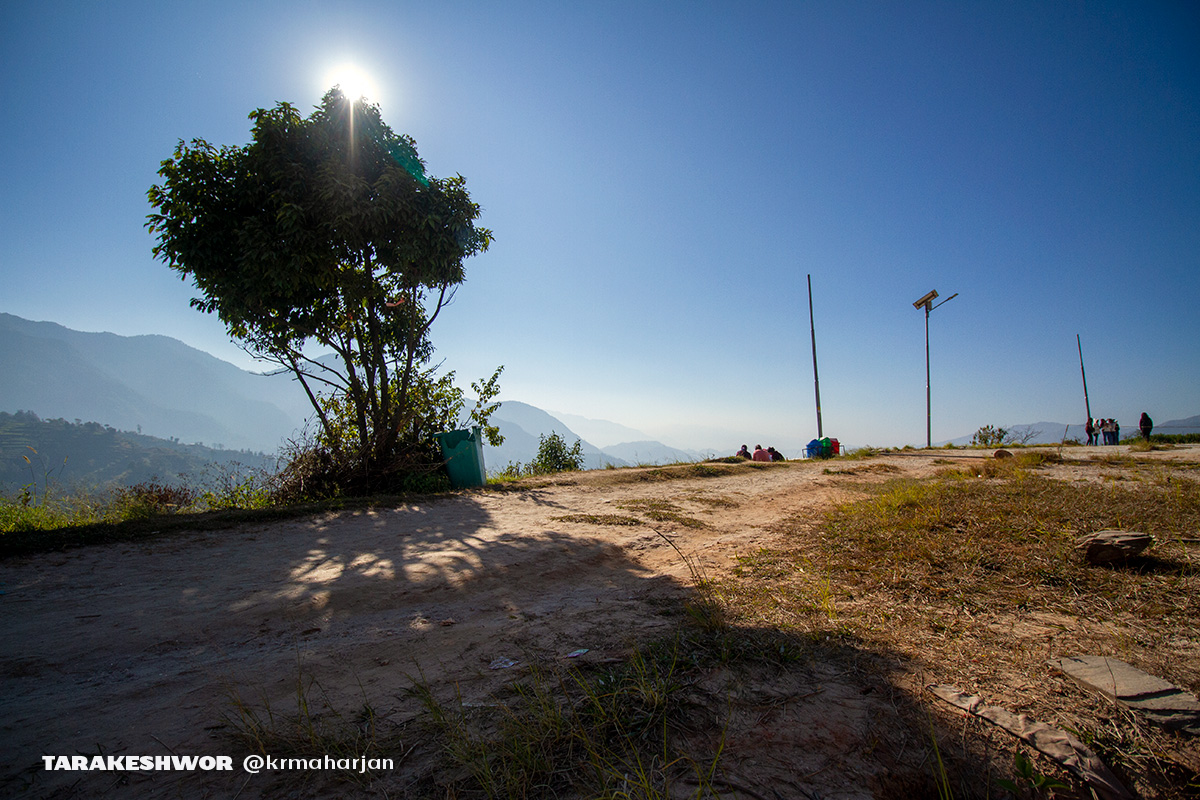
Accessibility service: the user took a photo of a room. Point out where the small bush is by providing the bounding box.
[495,432,586,478]
[528,432,585,475]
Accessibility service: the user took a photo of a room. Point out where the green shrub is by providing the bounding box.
[531,432,585,474]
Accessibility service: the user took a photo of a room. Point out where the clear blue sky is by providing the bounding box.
[3,1,1198,451]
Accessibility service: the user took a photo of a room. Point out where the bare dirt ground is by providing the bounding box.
[2,445,1197,799]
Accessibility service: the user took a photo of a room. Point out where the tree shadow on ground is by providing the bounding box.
[367,619,1032,800]
[0,488,688,799]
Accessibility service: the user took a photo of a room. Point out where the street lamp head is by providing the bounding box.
[913,290,938,310]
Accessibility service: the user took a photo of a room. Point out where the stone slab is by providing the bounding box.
[1074,530,1154,564]
[1050,656,1200,735]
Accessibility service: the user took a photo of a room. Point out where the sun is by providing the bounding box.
[323,63,380,105]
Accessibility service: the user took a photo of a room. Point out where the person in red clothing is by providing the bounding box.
[752,445,771,462]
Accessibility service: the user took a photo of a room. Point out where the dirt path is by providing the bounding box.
[2,446,1189,797]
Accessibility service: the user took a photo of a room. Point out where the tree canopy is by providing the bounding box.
[147,89,498,493]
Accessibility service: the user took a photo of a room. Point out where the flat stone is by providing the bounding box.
[1050,656,1200,735]
[1075,530,1154,565]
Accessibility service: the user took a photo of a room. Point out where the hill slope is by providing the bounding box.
[0,314,304,452]
[0,410,275,492]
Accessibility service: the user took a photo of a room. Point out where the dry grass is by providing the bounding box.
[822,462,904,477]
[617,499,709,529]
[594,463,737,485]
[683,493,741,509]
[551,513,643,526]
[718,460,1200,799]
[551,499,712,530]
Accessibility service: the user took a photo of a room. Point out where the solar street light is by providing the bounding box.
[914,290,958,448]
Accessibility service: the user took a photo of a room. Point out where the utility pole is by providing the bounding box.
[808,274,823,438]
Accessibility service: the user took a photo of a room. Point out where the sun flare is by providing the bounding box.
[323,63,380,104]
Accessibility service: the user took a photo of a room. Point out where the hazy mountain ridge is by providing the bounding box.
[0,314,695,478]
[0,314,302,452]
[542,411,652,449]
[597,440,708,465]
[485,402,629,472]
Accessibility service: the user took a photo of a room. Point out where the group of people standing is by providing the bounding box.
[1086,417,1120,446]
[1084,413,1154,446]
[735,444,785,462]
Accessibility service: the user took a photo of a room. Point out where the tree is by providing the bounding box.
[147,89,498,493]
[971,424,1042,447]
[971,425,1009,447]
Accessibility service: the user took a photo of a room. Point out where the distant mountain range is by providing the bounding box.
[0,313,703,482]
[0,313,306,453]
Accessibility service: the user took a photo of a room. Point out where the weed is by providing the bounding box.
[930,719,955,800]
[996,751,1069,797]
[408,636,731,799]
[816,578,838,624]
[225,661,394,789]
[0,498,79,533]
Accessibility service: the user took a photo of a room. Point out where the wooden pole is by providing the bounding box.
[1077,334,1091,424]
[808,274,823,439]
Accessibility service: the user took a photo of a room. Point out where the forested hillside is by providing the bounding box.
[0,411,276,494]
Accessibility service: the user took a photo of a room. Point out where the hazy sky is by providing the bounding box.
[3,1,1197,451]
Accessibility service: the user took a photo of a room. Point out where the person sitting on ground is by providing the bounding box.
[735,445,751,459]
[767,446,785,461]
[752,444,771,462]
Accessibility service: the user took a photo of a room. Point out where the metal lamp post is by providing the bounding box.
[913,290,958,448]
